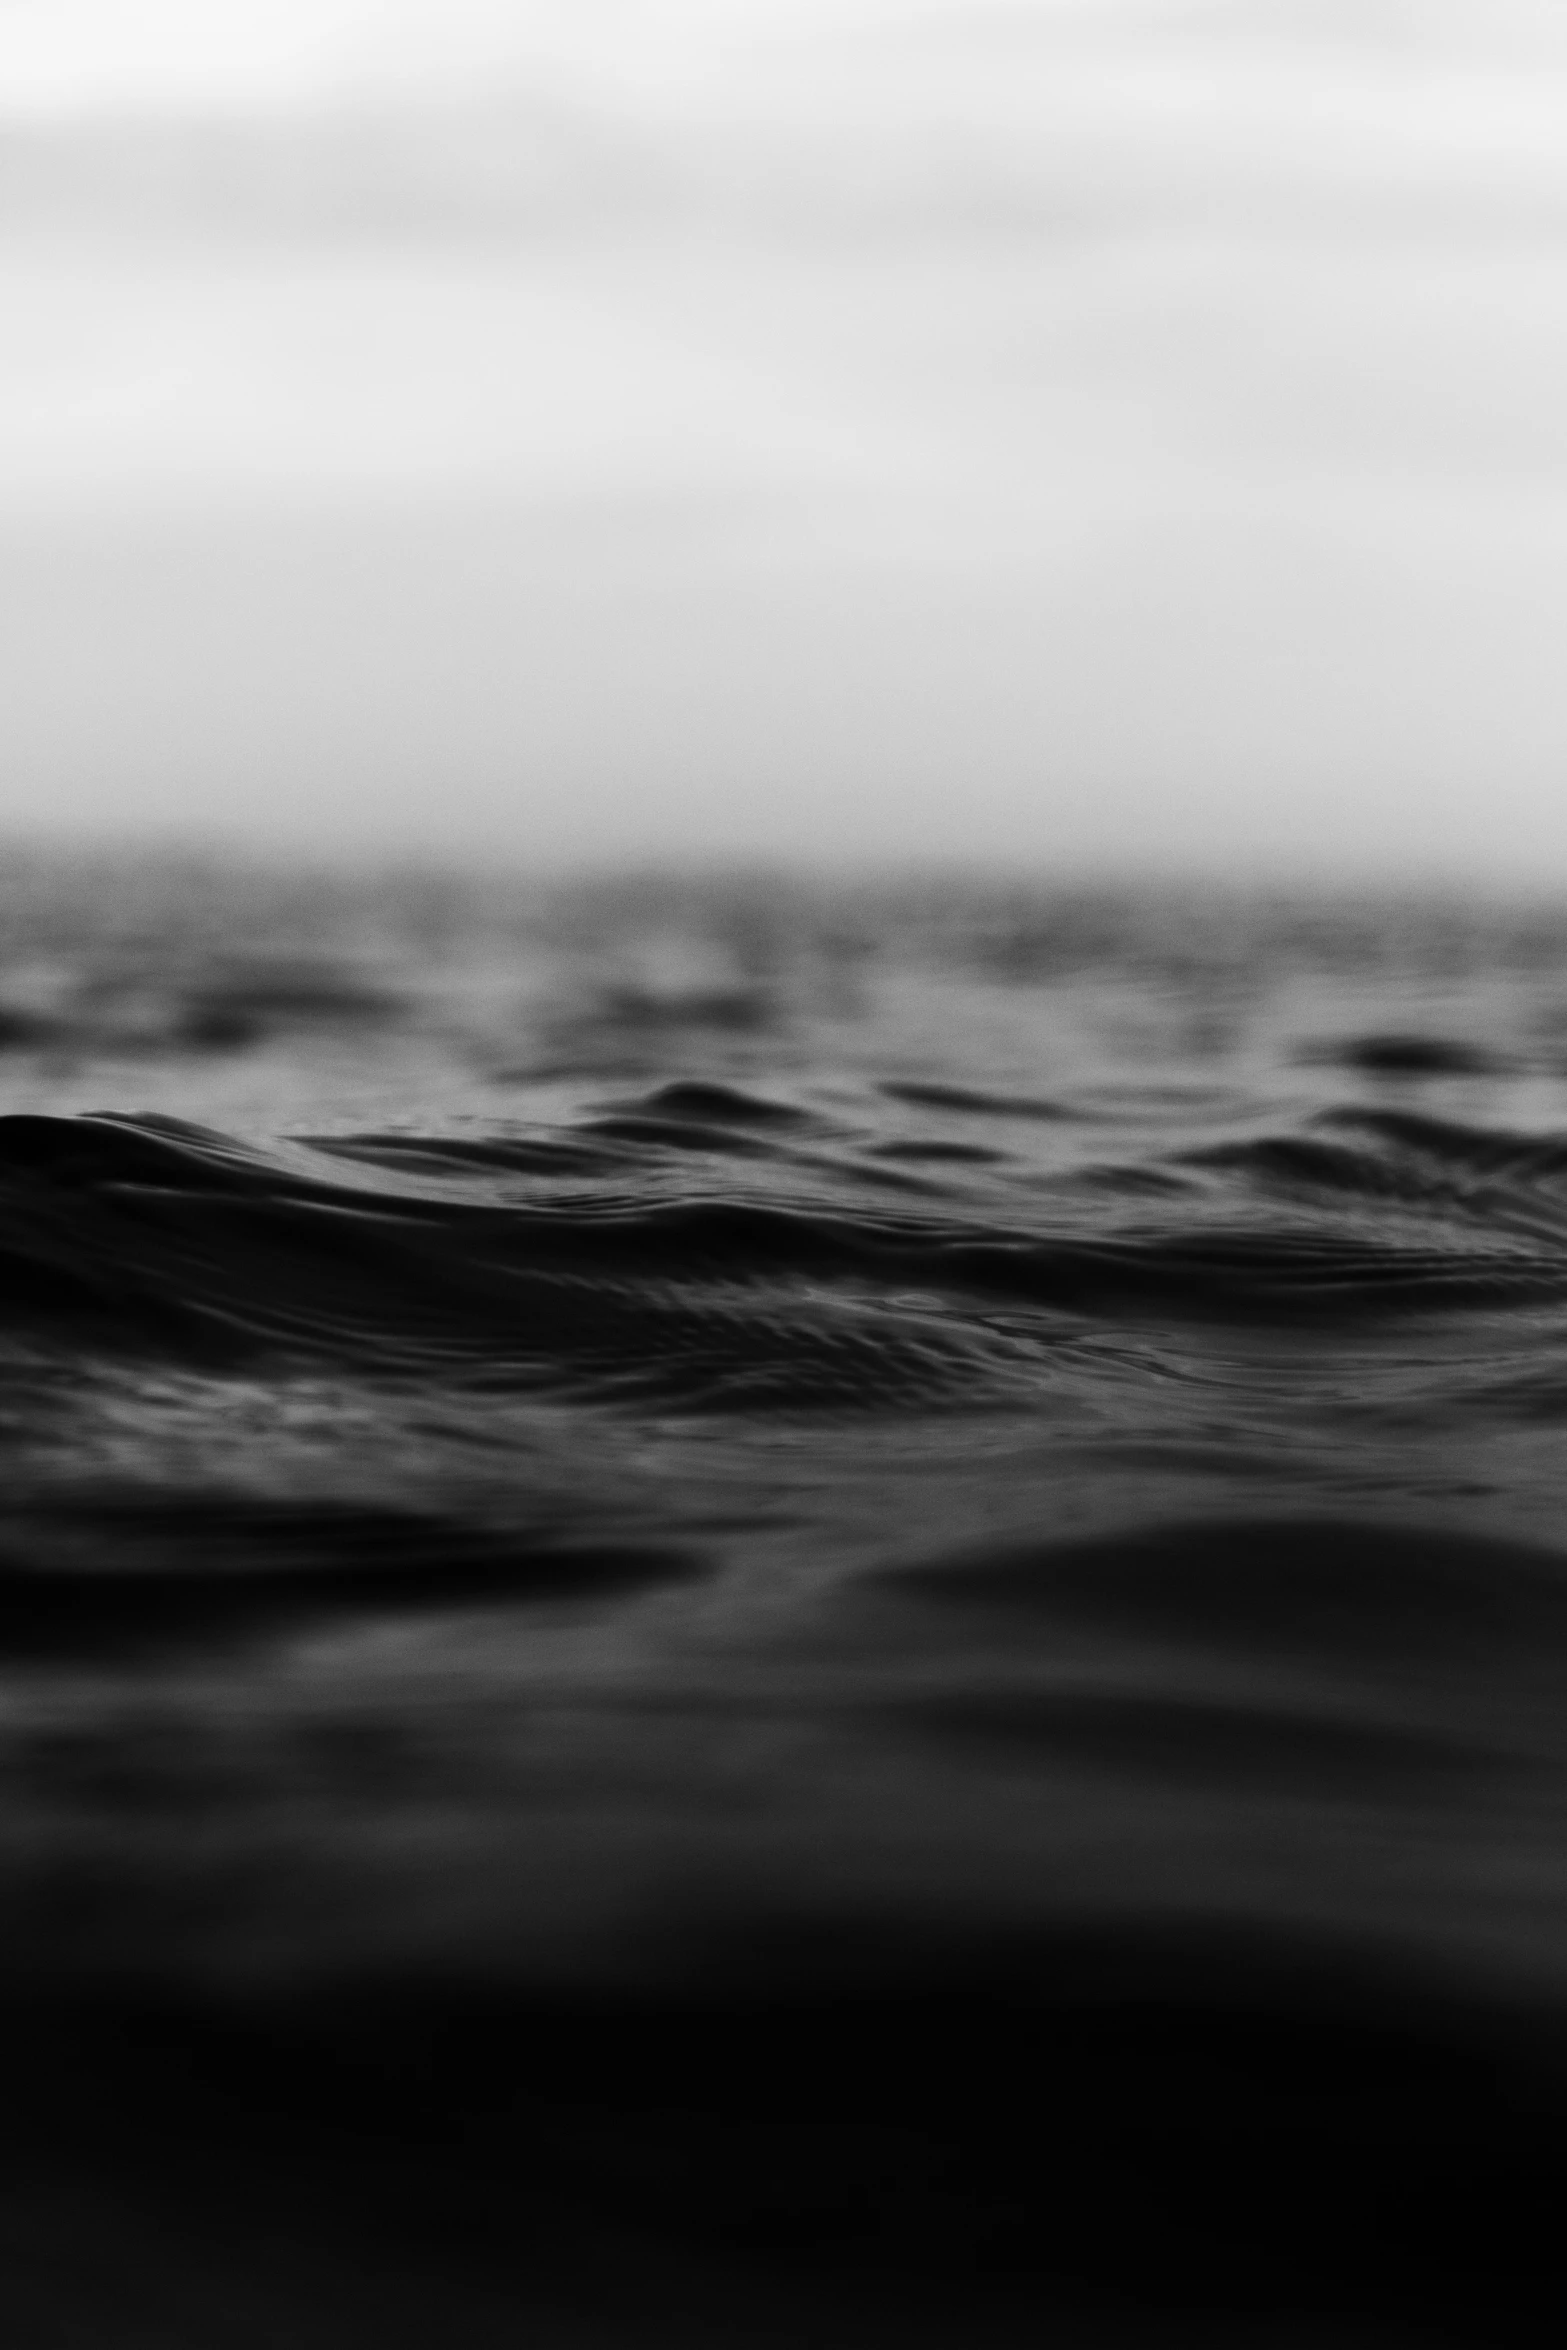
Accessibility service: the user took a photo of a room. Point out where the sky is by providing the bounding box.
[4,0,1567,877]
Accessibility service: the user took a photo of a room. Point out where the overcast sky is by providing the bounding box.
[5,0,1567,876]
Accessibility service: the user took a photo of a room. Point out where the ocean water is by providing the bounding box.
[4,859,1567,2345]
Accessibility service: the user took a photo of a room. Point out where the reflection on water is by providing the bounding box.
[3,855,1567,2342]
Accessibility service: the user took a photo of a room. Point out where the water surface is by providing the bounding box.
[3,867,1566,2343]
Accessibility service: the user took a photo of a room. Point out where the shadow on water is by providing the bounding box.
[0,1498,707,1658]
[1,1921,1562,2346]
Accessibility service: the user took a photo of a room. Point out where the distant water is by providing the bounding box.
[5,859,1567,2344]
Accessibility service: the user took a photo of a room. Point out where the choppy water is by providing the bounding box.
[5,862,1567,2344]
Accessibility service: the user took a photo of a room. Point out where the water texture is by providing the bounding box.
[3,865,1567,2343]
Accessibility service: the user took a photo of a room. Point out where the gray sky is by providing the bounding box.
[5,0,1567,875]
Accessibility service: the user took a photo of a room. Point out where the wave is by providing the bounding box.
[8,1102,1567,1408]
[873,1515,1567,1658]
[1304,1032,1508,1076]
[0,1494,705,1659]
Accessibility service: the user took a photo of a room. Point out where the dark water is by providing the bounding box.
[5,863,1567,2344]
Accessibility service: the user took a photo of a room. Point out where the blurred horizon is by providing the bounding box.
[9,831,1567,918]
[5,0,1567,877]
